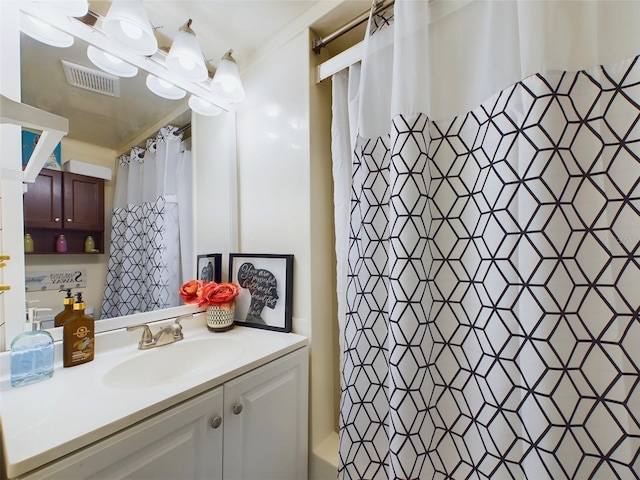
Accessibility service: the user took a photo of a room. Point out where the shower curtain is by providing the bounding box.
[333,1,640,478]
[101,125,193,319]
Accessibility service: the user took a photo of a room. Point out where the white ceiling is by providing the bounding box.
[20,0,370,152]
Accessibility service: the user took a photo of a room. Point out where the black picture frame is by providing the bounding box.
[197,254,222,283]
[229,253,294,333]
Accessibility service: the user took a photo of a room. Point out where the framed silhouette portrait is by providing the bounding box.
[22,129,61,170]
[229,253,294,332]
[197,254,222,283]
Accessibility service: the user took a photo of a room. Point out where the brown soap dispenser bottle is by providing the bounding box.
[63,292,95,368]
[54,289,75,327]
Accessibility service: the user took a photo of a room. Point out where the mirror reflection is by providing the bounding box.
[20,29,196,328]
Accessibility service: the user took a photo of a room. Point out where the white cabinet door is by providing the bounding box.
[18,387,224,480]
[223,347,309,480]
[15,347,309,480]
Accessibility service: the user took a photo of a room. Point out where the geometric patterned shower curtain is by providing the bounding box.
[336,51,640,480]
[101,126,189,319]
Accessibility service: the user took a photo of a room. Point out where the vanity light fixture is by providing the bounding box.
[210,50,245,103]
[188,95,223,116]
[87,46,138,78]
[18,2,232,112]
[102,0,158,56]
[20,11,74,48]
[146,74,186,100]
[166,19,208,83]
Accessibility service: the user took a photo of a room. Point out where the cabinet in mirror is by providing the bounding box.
[23,169,104,254]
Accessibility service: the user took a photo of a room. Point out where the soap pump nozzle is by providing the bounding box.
[26,307,52,331]
[25,299,38,321]
[73,291,87,312]
[62,288,74,305]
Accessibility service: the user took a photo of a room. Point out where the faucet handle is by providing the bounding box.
[174,314,192,326]
[170,314,192,340]
[127,324,153,343]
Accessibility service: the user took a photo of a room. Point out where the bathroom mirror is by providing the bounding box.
[16,18,236,337]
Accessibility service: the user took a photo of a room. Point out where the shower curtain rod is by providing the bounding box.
[176,123,191,135]
[312,0,394,54]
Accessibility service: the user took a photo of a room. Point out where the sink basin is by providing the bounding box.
[103,336,246,389]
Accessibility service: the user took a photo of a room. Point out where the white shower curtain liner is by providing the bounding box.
[101,125,193,319]
[390,0,640,129]
[333,1,640,478]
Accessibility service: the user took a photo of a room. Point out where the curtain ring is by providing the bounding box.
[131,146,146,162]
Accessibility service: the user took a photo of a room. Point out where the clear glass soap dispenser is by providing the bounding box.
[10,307,55,388]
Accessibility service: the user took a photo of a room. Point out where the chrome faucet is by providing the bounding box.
[127,314,192,350]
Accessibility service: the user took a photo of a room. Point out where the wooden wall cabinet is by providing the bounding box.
[23,170,105,254]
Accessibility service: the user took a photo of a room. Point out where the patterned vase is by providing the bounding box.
[206,303,235,332]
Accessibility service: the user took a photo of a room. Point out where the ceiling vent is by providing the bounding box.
[61,60,120,97]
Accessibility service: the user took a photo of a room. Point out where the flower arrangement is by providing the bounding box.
[179,280,240,310]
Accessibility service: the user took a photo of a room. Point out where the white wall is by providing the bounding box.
[0,1,27,350]
[194,111,237,280]
[307,29,341,476]
[235,28,338,480]
[237,29,313,336]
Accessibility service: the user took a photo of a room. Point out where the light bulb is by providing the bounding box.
[20,11,74,48]
[146,75,186,100]
[102,0,157,55]
[188,95,223,116]
[158,78,174,89]
[103,52,122,64]
[50,0,89,17]
[87,46,138,77]
[121,21,143,40]
[165,19,208,82]
[179,57,196,71]
[210,50,244,103]
[221,78,235,93]
[30,16,49,29]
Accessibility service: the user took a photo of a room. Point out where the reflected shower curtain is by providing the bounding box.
[333,1,640,478]
[101,126,193,319]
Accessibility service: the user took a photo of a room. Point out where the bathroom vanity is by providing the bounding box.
[0,314,308,479]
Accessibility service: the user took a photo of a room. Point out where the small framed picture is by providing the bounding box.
[229,253,294,333]
[22,129,61,170]
[197,254,222,283]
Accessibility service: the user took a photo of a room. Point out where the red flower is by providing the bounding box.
[179,279,202,304]
[198,282,240,308]
[179,280,240,308]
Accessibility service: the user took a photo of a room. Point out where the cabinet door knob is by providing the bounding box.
[210,416,222,429]
[232,403,243,415]
[54,217,60,222]
[66,218,72,223]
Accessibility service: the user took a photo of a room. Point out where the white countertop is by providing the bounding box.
[0,313,308,479]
